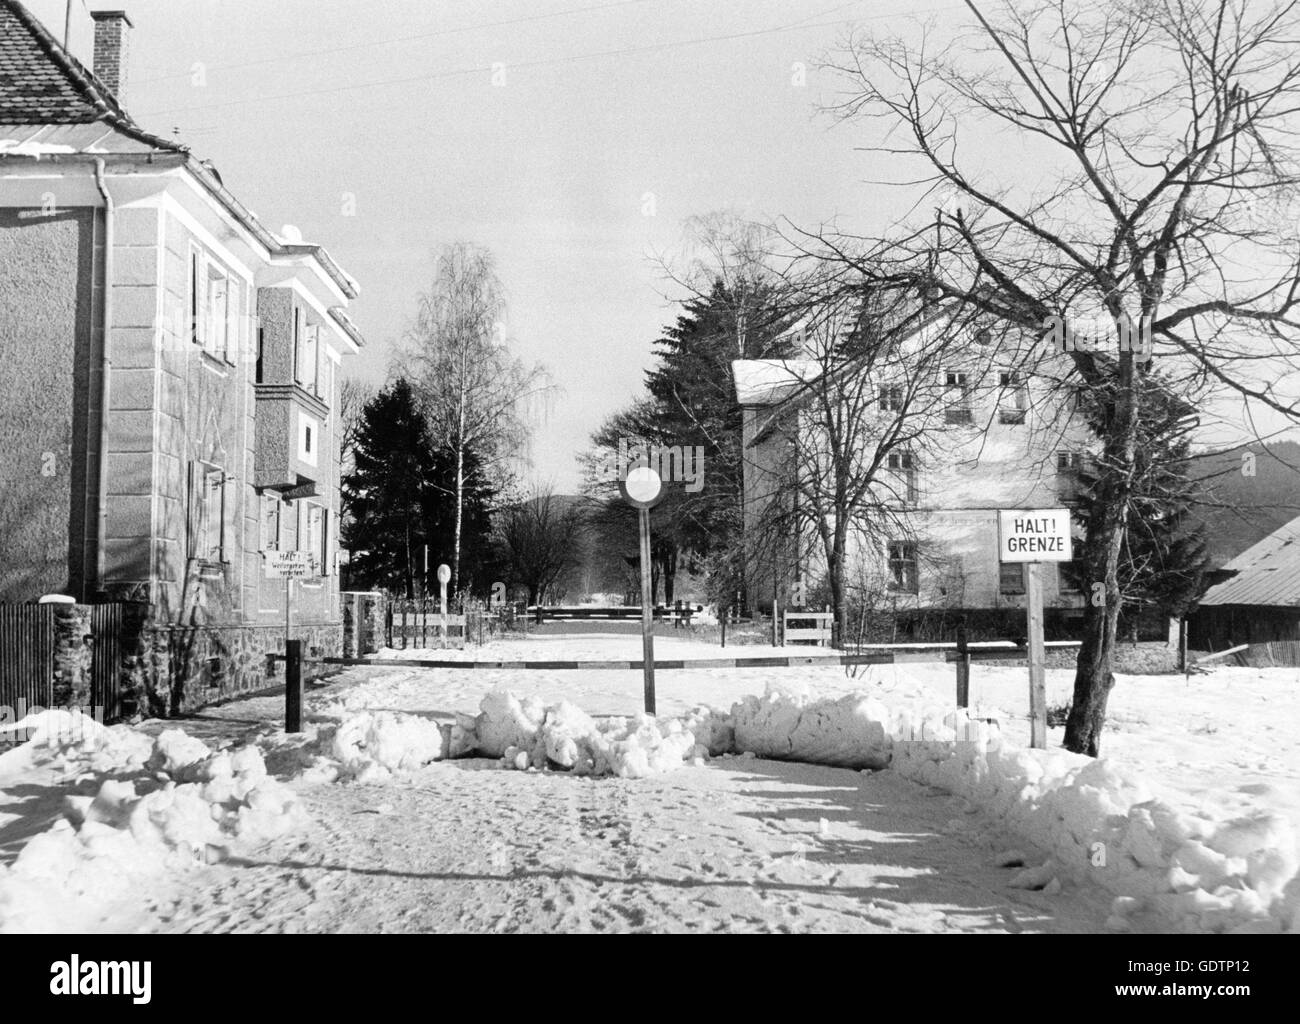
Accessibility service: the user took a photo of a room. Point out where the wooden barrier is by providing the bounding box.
[782,609,833,646]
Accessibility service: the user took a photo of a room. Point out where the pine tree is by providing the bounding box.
[341,378,497,597]
[1069,371,1210,629]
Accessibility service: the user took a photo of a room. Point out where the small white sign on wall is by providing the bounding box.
[997,508,1073,563]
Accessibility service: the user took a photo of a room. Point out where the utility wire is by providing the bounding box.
[136,3,959,119]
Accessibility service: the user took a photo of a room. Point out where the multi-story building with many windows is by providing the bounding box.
[0,0,365,704]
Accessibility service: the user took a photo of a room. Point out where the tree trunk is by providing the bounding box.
[1064,377,1136,756]
[1064,522,1123,755]
[452,443,464,595]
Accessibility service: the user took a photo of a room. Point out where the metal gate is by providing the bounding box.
[89,602,129,722]
[0,604,56,714]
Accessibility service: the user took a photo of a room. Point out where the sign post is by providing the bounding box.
[265,549,312,732]
[437,563,451,645]
[620,464,666,715]
[997,508,1073,749]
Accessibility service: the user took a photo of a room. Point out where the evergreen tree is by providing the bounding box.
[582,279,794,609]
[341,378,497,597]
[1068,372,1211,628]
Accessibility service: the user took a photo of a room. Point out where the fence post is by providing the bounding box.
[285,639,303,733]
[955,623,970,708]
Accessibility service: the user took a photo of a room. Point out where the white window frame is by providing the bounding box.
[190,460,228,565]
[189,244,233,362]
[260,493,281,552]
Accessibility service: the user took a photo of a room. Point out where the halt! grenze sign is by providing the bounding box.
[997,509,1073,563]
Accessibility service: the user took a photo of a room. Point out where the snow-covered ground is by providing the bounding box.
[0,631,1295,933]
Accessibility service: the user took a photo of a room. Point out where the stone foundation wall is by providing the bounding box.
[341,592,386,657]
[128,620,342,717]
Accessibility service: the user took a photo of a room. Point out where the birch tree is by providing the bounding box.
[403,243,552,593]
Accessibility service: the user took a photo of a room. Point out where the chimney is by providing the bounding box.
[90,10,132,100]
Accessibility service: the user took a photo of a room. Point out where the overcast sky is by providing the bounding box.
[96,0,1299,488]
[109,0,942,490]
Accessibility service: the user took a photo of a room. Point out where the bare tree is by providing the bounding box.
[338,377,372,477]
[496,486,585,605]
[401,243,553,593]
[809,0,1300,753]
[750,279,1026,646]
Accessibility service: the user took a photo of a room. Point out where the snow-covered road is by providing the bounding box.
[153,751,1110,934]
[5,632,1294,933]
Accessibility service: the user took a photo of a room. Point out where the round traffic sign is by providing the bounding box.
[437,564,452,584]
[620,465,665,510]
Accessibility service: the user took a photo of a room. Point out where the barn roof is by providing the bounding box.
[1197,514,1300,608]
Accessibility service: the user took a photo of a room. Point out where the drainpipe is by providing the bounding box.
[93,158,114,602]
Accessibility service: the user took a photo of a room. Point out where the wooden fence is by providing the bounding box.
[385,600,466,650]
[782,610,833,646]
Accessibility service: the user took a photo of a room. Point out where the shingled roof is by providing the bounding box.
[0,0,178,149]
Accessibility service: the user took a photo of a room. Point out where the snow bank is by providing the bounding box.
[306,689,730,781]
[327,711,449,783]
[451,689,726,778]
[0,714,306,933]
[725,689,1299,933]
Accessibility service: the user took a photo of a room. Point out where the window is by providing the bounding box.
[886,451,918,504]
[304,425,312,456]
[1057,451,1093,502]
[189,248,231,361]
[999,561,1025,595]
[190,462,228,564]
[294,310,320,394]
[998,371,1027,424]
[260,494,281,552]
[944,370,973,424]
[888,541,918,593]
[304,503,329,575]
[882,385,904,412]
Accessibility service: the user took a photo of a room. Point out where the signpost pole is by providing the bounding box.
[639,506,656,715]
[955,622,970,708]
[1025,561,1047,748]
[285,638,303,733]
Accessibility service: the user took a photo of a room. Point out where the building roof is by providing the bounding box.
[0,0,177,150]
[0,0,363,327]
[1197,515,1300,608]
[732,358,823,406]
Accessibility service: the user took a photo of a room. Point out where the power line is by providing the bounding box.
[135,4,911,119]
[132,0,662,86]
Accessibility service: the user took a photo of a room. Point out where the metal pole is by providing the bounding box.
[639,506,656,714]
[955,622,970,707]
[1025,562,1047,748]
[285,639,303,733]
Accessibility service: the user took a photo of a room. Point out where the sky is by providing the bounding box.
[97,0,948,491]
[45,0,1297,488]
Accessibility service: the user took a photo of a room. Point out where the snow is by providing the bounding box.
[305,688,721,780]
[0,712,306,933]
[314,634,1300,932]
[1,633,1296,933]
[0,139,77,156]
